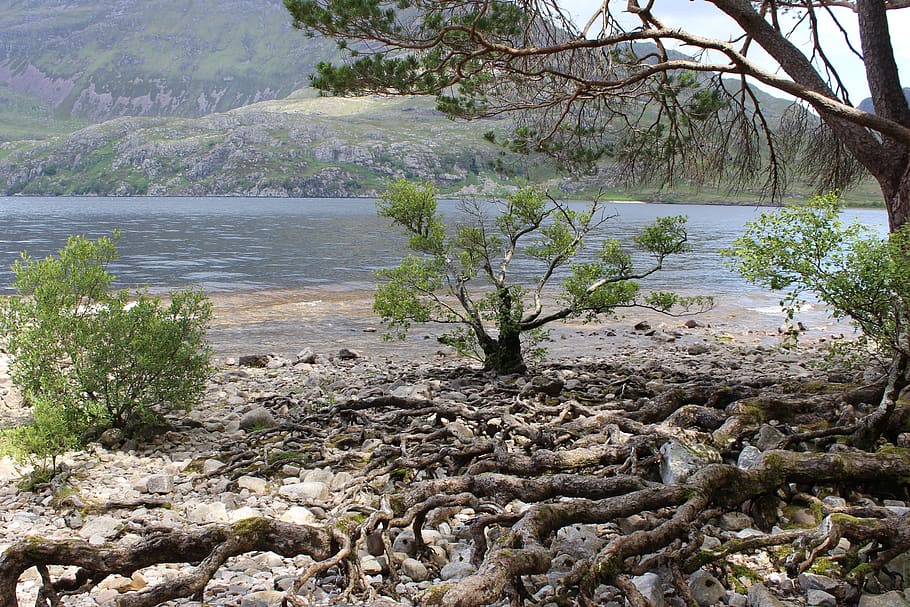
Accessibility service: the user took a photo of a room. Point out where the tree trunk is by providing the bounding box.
[481,331,526,375]
[476,288,527,374]
[882,160,910,233]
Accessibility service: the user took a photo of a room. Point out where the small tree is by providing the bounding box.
[726,193,908,358]
[0,232,213,445]
[374,179,707,373]
[725,193,910,444]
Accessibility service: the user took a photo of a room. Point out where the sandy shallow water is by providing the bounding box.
[205,287,857,364]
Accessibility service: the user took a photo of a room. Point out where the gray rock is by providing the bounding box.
[99,428,124,448]
[295,348,318,364]
[239,407,277,430]
[688,570,726,606]
[728,592,749,607]
[749,583,788,607]
[79,515,121,542]
[278,481,329,502]
[240,591,286,607]
[755,424,786,451]
[858,591,910,607]
[737,445,762,469]
[631,572,666,607]
[551,524,607,560]
[798,572,840,593]
[401,557,429,582]
[303,468,334,485]
[440,560,475,581]
[822,495,847,508]
[718,512,753,531]
[337,348,360,360]
[659,440,718,485]
[145,474,175,494]
[884,552,910,588]
[807,589,837,607]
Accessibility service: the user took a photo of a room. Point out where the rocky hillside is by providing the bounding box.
[0,0,335,130]
[0,91,566,197]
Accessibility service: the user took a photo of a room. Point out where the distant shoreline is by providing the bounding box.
[0,193,887,210]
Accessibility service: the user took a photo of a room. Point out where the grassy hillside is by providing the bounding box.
[0,0,336,134]
[0,92,563,197]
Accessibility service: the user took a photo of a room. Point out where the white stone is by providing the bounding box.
[187,502,229,524]
[229,507,262,522]
[278,481,329,502]
[280,506,316,525]
[79,515,121,541]
[203,459,225,474]
[238,476,268,495]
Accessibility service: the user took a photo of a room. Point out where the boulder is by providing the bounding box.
[858,591,910,607]
[807,589,837,607]
[631,572,666,607]
[239,407,277,430]
[749,583,789,607]
[278,481,329,502]
[337,348,361,360]
[237,476,268,495]
[187,502,229,524]
[659,440,719,485]
[241,591,286,607]
[238,355,270,368]
[401,557,429,582]
[295,348,318,364]
[688,570,726,606]
[737,445,762,470]
[144,474,174,494]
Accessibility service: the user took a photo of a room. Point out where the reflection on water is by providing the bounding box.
[0,196,888,298]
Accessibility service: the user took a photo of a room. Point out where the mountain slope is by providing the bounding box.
[0,91,560,197]
[0,0,335,126]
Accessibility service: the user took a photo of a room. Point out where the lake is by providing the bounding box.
[0,196,888,296]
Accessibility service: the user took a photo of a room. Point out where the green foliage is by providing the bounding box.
[373,179,700,373]
[725,192,909,357]
[0,233,214,454]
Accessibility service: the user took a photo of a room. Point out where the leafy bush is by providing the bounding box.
[0,232,213,454]
[374,179,706,373]
[724,192,909,360]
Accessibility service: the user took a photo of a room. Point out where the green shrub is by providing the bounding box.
[0,232,213,449]
[724,192,910,360]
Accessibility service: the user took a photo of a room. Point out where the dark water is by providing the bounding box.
[0,197,889,296]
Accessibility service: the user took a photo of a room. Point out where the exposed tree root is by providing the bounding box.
[5,357,910,607]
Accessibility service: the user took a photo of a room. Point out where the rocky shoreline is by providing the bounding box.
[2,300,908,607]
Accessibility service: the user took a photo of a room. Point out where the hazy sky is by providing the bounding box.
[557,0,910,103]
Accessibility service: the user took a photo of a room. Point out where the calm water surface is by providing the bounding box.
[0,197,889,297]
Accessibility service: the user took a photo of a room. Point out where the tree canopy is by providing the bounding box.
[285,0,910,230]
